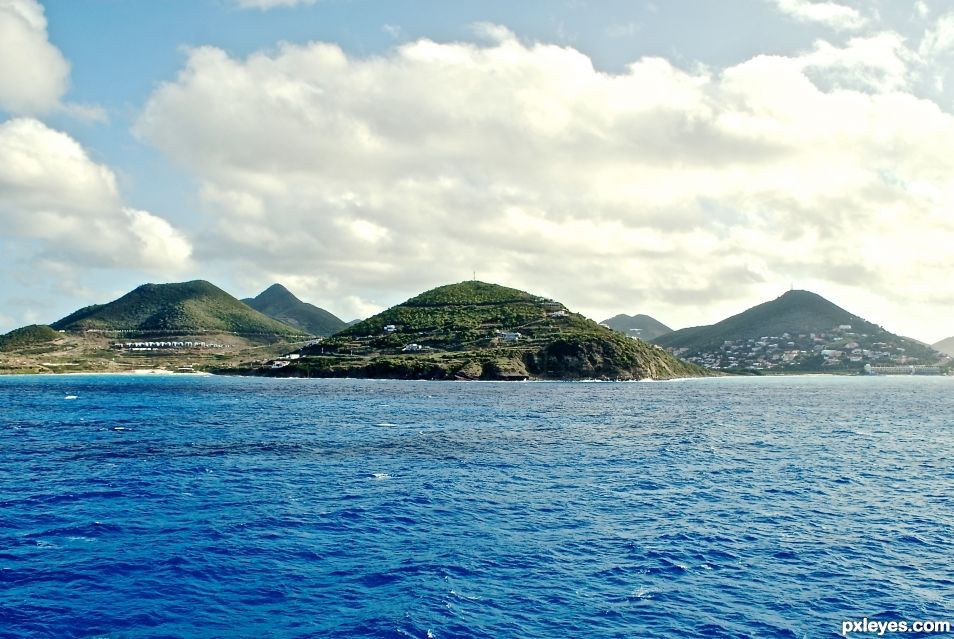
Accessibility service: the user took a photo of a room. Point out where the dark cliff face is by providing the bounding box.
[526,340,639,380]
[524,336,701,380]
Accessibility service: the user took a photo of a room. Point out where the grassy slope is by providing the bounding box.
[51,280,302,336]
[242,284,346,337]
[288,281,708,380]
[0,325,61,352]
[654,289,940,365]
[655,290,881,351]
[337,282,548,349]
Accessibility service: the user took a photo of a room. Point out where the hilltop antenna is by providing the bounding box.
[473,270,476,281]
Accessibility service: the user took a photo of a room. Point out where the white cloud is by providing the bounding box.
[136,31,954,340]
[232,0,317,9]
[920,12,954,58]
[770,0,867,31]
[0,117,192,274]
[801,33,914,92]
[123,208,193,272]
[0,0,70,115]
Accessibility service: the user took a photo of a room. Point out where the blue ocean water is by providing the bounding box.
[0,375,952,638]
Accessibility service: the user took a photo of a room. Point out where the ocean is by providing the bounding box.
[0,375,951,638]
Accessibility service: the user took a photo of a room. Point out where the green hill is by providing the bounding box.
[51,280,303,337]
[232,281,709,380]
[0,325,61,352]
[934,336,954,357]
[601,314,672,341]
[654,290,941,371]
[242,284,346,337]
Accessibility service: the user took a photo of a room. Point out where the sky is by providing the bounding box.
[1,0,953,343]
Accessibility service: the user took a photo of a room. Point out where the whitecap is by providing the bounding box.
[631,586,655,600]
[375,422,398,427]
[63,395,78,400]
[371,472,391,480]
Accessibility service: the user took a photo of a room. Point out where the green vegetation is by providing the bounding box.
[0,325,61,352]
[242,283,347,337]
[655,290,881,352]
[401,281,539,306]
[51,280,303,338]
[601,313,673,341]
[653,289,942,372]
[337,281,557,348]
[228,281,709,380]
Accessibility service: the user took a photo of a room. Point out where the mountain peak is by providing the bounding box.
[252,283,300,305]
[654,289,940,371]
[600,313,672,341]
[260,283,292,296]
[50,280,301,336]
[243,283,346,337]
[294,280,705,380]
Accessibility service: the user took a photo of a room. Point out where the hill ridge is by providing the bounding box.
[0,325,61,352]
[235,280,708,380]
[654,289,940,371]
[601,313,672,341]
[52,280,302,337]
[934,336,954,357]
[243,283,346,337]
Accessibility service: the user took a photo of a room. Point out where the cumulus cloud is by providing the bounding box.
[920,12,954,58]
[135,30,954,338]
[0,118,192,274]
[0,0,70,114]
[801,32,914,92]
[770,0,867,31]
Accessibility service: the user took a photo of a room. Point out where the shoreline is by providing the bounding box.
[1,369,948,381]
[0,369,214,377]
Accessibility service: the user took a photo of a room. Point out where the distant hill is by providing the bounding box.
[654,290,941,371]
[0,325,60,352]
[654,290,879,352]
[51,280,302,337]
[231,281,708,381]
[934,336,954,357]
[601,314,672,341]
[242,284,346,337]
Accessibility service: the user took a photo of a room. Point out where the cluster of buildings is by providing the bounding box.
[270,353,301,369]
[669,325,925,371]
[113,341,231,351]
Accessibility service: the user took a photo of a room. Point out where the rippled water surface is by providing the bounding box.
[1,375,952,638]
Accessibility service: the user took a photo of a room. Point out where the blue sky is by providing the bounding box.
[2,0,953,342]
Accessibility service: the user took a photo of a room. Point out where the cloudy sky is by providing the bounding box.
[1,0,953,342]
